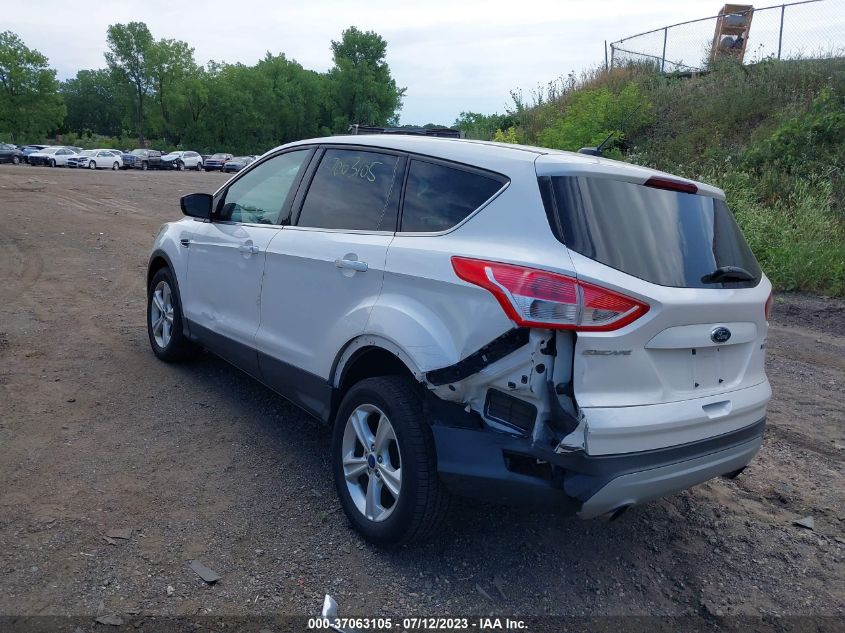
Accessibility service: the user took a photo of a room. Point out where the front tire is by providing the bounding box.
[112,162,119,170]
[332,376,450,546]
[89,161,97,170]
[176,160,185,171]
[49,159,56,168]
[147,268,196,362]
[12,156,20,165]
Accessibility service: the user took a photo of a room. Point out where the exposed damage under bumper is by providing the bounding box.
[430,416,764,517]
[421,327,766,518]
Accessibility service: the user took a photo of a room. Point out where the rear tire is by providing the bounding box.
[112,162,119,170]
[332,376,450,546]
[196,162,203,171]
[147,267,197,362]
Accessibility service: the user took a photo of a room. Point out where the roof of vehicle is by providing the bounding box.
[282,135,723,198]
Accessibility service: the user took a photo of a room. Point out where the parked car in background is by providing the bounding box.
[21,145,49,163]
[122,149,162,170]
[0,143,24,164]
[203,153,233,171]
[221,156,255,173]
[28,146,78,167]
[161,151,204,171]
[67,149,123,170]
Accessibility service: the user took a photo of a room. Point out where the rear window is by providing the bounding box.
[544,176,762,288]
[400,160,505,232]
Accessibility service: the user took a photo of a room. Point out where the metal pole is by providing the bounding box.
[604,40,609,71]
[661,27,668,72]
[777,4,786,59]
[610,43,615,69]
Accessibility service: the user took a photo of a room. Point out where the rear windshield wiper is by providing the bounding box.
[701,266,756,284]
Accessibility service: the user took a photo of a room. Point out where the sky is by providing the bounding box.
[4,0,843,125]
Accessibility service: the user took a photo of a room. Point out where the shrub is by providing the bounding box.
[536,83,655,153]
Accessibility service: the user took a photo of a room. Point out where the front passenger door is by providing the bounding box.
[182,149,314,376]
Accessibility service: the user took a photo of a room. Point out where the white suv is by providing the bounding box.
[147,135,771,545]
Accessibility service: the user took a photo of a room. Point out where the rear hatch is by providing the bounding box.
[537,169,771,410]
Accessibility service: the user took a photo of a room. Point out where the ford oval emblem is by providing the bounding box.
[711,326,732,344]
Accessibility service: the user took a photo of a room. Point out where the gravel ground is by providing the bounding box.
[0,165,843,630]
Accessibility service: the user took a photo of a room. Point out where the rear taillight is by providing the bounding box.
[765,291,774,321]
[451,257,649,331]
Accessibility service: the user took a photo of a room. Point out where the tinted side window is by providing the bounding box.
[400,160,504,232]
[218,150,311,224]
[297,149,404,231]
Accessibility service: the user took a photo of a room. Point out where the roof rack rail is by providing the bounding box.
[348,124,464,139]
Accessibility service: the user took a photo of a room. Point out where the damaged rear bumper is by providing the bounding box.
[431,417,765,517]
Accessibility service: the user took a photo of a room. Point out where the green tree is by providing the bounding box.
[148,37,197,143]
[105,22,155,144]
[0,31,65,141]
[61,69,125,136]
[454,111,514,140]
[326,27,405,131]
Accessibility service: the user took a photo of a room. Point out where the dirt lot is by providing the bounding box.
[0,165,843,627]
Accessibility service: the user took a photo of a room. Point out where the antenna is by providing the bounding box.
[578,101,644,156]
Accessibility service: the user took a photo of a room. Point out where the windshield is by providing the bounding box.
[41,147,60,154]
[164,152,180,157]
[80,150,95,156]
[211,154,228,159]
[543,176,762,289]
[131,149,146,155]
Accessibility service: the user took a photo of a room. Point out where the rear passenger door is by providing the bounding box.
[255,146,406,420]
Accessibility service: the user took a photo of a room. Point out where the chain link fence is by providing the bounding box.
[609,0,845,73]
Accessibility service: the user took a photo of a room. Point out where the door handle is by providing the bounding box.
[334,258,368,272]
[238,244,260,254]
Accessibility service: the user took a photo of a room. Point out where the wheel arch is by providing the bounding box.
[147,249,192,340]
[329,336,424,424]
[147,249,175,289]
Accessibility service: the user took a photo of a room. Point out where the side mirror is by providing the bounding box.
[181,193,213,219]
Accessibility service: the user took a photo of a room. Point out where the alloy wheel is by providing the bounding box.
[149,280,175,348]
[341,404,402,522]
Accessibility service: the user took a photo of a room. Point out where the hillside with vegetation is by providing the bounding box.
[455,58,845,296]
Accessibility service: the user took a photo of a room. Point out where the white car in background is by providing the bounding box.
[147,135,772,545]
[28,146,78,167]
[161,150,204,171]
[67,149,123,170]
